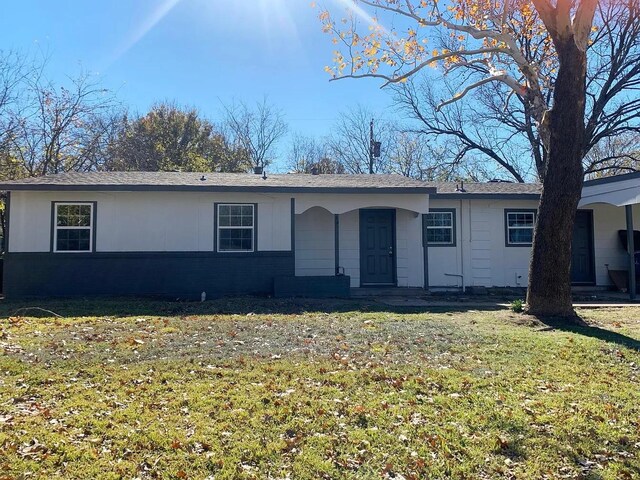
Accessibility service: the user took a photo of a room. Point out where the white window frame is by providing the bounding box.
[425,210,455,246]
[216,203,255,253]
[53,202,94,253]
[505,210,536,246]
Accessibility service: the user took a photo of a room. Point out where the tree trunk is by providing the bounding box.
[526,39,587,317]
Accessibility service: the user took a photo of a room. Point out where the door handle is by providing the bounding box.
[388,246,393,256]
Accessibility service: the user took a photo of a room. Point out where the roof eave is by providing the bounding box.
[432,193,541,200]
[583,171,640,187]
[0,184,437,195]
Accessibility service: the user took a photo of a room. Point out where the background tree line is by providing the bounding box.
[5,50,605,189]
[2,50,637,188]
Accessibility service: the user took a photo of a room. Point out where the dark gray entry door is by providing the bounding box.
[360,209,395,286]
[571,210,595,284]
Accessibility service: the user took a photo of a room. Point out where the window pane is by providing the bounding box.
[219,205,231,217]
[78,205,91,226]
[241,207,253,227]
[219,228,253,251]
[426,212,452,227]
[219,205,254,227]
[56,228,91,251]
[57,205,68,226]
[427,228,452,244]
[57,204,91,227]
[509,228,533,244]
[508,213,534,227]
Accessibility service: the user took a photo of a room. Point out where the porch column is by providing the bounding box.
[626,204,636,300]
[334,214,340,275]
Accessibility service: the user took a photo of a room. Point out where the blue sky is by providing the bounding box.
[0,0,397,171]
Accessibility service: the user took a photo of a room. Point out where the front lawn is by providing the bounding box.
[0,298,639,479]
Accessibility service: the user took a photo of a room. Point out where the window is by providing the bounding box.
[53,202,94,252]
[424,209,455,246]
[217,204,255,252]
[505,210,536,246]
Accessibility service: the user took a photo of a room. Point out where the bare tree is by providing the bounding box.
[0,50,34,154]
[221,98,287,169]
[8,70,121,176]
[387,130,458,180]
[391,1,640,182]
[326,105,392,174]
[286,133,325,172]
[394,79,536,182]
[285,133,344,173]
[584,132,640,177]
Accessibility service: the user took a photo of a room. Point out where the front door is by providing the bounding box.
[571,210,595,284]
[360,209,395,286]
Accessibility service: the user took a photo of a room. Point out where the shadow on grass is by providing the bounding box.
[539,316,640,351]
[0,295,507,318]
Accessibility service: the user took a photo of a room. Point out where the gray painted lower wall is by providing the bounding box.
[3,251,294,299]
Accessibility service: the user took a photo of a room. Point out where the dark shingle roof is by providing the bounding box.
[0,171,435,193]
[427,181,542,198]
[0,171,548,197]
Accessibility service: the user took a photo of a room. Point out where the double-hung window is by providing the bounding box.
[217,204,255,252]
[53,202,94,252]
[505,210,536,246]
[424,209,456,246]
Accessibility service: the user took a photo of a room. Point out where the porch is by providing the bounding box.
[275,192,430,297]
[580,172,640,300]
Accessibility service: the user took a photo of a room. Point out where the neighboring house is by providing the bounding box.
[0,170,638,298]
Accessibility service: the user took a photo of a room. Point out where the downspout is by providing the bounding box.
[460,198,466,292]
[423,212,429,290]
[335,214,343,275]
[290,198,295,269]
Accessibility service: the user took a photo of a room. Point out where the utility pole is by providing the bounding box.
[369,119,381,174]
[369,119,374,174]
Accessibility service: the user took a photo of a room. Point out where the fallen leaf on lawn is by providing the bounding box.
[0,415,14,424]
[496,435,509,449]
[18,438,47,458]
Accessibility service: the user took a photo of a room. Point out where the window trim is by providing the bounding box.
[215,203,258,253]
[51,201,97,253]
[504,209,537,247]
[424,208,456,247]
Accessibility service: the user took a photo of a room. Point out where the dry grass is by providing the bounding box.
[0,298,639,479]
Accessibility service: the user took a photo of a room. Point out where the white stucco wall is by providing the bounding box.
[428,199,537,289]
[427,198,640,289]
[396,208,424,287]
[295,207,335,277]
[9,190,292,253]
[338,210,361,287]
[590,203,640,286]
[293,208,362,287]
[294,193,429,215]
